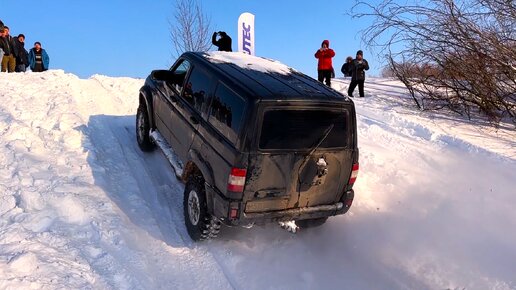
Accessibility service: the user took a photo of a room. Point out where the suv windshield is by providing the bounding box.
[259,109,348,150]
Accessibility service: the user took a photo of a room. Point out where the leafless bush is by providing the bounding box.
[170,0,212,57]
[380,65,396,77]
[352,0,516,123]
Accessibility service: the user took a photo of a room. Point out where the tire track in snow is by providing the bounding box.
[84,113,235,289]
[114,118,240,290]
[73,74,239,289]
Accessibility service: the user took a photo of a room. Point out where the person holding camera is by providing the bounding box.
[347,50,369,98]
[314,39,336,87]
[212,31,232,52]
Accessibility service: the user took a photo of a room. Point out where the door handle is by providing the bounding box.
[190,116,199,124]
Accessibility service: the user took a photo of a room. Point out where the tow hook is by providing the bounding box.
[279,221,299,233]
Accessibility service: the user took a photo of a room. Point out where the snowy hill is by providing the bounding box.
[1,70,515,290]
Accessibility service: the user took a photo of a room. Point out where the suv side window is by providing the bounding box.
[208,83,246,144]
[170,59,191,93]
[182,67,212,114]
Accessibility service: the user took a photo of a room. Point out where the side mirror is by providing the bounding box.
[151,70,176,81]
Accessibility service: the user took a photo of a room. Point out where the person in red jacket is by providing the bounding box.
[314,40,335,87]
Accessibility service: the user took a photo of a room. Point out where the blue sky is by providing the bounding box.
[1,0,382,79]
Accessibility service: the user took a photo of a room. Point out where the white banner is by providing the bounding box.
[238,12,255,55]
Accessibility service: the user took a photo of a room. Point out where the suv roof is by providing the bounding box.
[185,51,351,103]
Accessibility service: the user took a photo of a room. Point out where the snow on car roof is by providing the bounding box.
[203,51,297,75]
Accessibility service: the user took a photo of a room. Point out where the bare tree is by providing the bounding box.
[352,0,516,123]
[170,0,212,57]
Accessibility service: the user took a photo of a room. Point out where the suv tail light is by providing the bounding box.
[348,163,359,185]
[227,168,247,192]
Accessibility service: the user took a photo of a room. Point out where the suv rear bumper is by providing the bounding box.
[206,184,354,226]
[242,202,345,223]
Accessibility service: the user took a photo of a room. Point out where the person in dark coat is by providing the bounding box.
[0,26,17,73]
[28,42,50,72]
[347,50,370,98]
[341,56,353,77]
[14,34,29,72]
[314,39,336,87]
[212,31,232,52]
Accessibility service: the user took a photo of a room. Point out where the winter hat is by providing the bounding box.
[356,50,363,56]
[322,40,330,47]
[18,34,25,39]
[34,41,41,46]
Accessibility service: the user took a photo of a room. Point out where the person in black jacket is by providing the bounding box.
[341,56,353,77]
[0,26,17,73]
[14,34,29,72]
[212,31,232,52]
[347,50,370,98]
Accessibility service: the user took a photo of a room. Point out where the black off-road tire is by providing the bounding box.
[183,177,221,241]
[296,217,328,229]
[136,104,154,152]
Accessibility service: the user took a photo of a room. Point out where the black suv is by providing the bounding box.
[136,52,359,241]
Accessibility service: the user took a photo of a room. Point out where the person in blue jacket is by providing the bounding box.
[28,41,49,72]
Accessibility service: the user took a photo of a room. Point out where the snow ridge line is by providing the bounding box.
[329,77,515,162]
[357,107,515,163]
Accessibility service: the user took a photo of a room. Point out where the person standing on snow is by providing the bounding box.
[314,40,335,87]
[28,42,50,72]
[0,26,17,73]
[14,34,29,72]
[347,50,369,98]
[212,31,232,52]
[341,56,353,77]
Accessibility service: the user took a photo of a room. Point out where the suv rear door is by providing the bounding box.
[244,105,355,213]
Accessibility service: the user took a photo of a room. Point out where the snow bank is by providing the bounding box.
[0,70,515,290]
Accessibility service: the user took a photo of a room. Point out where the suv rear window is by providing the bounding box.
[259,109,348,150]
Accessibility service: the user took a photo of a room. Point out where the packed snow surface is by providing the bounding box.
[1,70,515,290]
